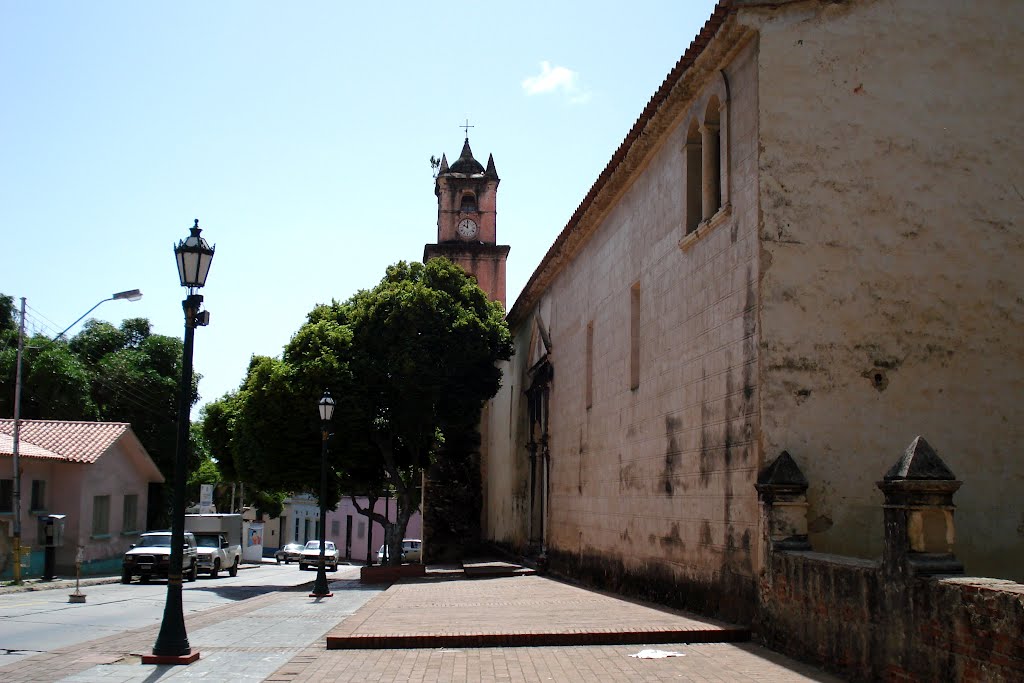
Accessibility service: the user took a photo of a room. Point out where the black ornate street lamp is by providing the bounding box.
[310,390,335,598]
[145,219,214,665]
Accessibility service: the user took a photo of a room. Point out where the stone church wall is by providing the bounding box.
[481,347,532,548]
[482,0,1023,635]
[484,34,765,623]
[749,0,1024,580]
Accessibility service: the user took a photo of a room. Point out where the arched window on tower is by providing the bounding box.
[701,96,722,220]
[460,192,477,212]
[685,120,702,234]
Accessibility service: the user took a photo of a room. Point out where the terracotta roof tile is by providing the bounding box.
[0,419,130,463]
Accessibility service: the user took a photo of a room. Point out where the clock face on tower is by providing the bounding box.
[457,218,479,240]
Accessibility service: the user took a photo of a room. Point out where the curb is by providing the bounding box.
[326,626,751,650]
[0,576,122,595]
[0,561,272,595]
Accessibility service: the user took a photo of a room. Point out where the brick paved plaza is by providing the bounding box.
[0,570,842,682]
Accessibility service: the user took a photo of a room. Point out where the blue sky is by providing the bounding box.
[1,1,719,417]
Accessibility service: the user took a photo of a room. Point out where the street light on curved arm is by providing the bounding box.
[52,289,143,341]
[310,390,336,598]
[146,219,214,666]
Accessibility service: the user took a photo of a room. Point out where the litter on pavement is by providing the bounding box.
[629,649,687,659]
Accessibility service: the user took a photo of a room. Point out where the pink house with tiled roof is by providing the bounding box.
[0,419,164,578]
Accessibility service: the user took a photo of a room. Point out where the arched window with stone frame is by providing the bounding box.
[680,73,730,241]
[701,95,723,220]
[685,119,703,235]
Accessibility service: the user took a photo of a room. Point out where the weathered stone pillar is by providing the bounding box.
[877,436,963,579]
[700,121,720,220]
[756,451,811,553]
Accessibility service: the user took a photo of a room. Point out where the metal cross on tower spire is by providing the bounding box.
[460,118,474,139]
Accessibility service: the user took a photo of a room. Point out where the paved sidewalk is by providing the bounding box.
[0,568,843,682]
[269,641,842,682]
[326,574,748,649]
[0,574,383,683]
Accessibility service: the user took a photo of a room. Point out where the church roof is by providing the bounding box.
[508,0,735,325]
[447,138,486,176]
[485,153,499,181]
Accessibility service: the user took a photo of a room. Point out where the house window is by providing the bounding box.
[92,495,110,536]
[294,517,300,542]
[331,520,340,536]
[30,480,45,511]
[630,282,641,390]
[123,494,139,533]
[0,479,13,513]
[357,520,366,539]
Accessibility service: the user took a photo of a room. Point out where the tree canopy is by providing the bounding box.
[0,301,200,525]
[210,258,512,563]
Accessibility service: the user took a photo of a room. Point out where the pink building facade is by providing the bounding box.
[325,497,421,563]
[0,419,164,578]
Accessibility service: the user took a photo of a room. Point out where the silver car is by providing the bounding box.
[275,542,304,564]
[376,538,422,563]
[298,540,339,571]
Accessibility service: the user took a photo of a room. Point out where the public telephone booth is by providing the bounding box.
[38,514,66,581]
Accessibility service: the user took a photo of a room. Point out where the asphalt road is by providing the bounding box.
[0,561,362,667]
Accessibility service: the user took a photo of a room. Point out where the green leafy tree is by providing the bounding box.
[200,394,242,483]
[344,260,512,563]
[0,301,198,528]
[0,294,16,335]
[200,386,292,519]
[224,259,512,564]
[187,422,231,511]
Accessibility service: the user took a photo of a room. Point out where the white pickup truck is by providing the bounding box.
[185,513,243,579]
[193,531,241,577]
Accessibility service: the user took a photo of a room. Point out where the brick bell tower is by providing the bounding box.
[423,135,510,308]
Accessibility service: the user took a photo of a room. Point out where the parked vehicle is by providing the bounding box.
[185,513,243,579]
[298,540,339,571]
[122,531,198,583]
[193,532,240,578]
[275,542,304,564]
[376,538,422,564]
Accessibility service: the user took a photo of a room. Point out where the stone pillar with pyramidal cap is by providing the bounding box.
[756,450,812,553]
[877,436,964,579]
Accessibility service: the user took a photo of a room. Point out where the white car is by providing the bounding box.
[298,540,339,571]
[376,538,422,563]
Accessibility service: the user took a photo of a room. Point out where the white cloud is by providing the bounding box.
[522,61,591,104]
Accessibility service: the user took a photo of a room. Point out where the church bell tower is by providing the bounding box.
[423,135,510,308]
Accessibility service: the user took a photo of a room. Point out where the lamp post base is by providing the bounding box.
[308,590,334,598]
[141,651,201,666]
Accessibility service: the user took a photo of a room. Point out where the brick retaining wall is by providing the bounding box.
[757,551,1024,681]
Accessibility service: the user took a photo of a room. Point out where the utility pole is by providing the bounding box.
[11,297,26,584]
